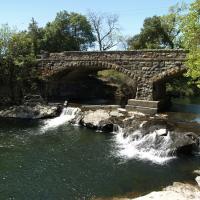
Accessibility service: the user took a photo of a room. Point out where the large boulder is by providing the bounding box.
[81,109,125,132]
[0,104,61,119]
[122,117,199,156]
[0,95,63,119]
[140,119,199,156]
[81,109,112,132]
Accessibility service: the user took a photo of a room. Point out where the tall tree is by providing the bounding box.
[181,0,200,87]
[28,18,44,55]
[161,2,187,49]
[88,11,121,51]
[128,16,166,49]
[0,24,38,101]
[128,3,187,50]
[41,11,95,52]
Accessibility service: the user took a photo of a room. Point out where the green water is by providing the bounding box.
[0,118,200,200]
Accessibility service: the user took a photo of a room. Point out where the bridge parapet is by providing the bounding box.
[39,49,187,61]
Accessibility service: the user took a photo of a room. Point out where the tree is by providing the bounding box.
[88,11,121,51]
[128,3,187,50]
[0,24,16,57]
[28,18,44,55]
[128,16,166,49]
[161,2,187,49]
[6,31,37,99]
[181,0,200,87]
[0,25,38,102]
[0,11,97,104]
[41,11,95,52]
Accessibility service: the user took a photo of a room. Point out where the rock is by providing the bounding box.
[131,182,200,200]
[173,132,199,155]
[139,119,199,155]
[23,94,45,106]
[0,104,61,119]
[110,110,124,118]
[194,170,200,175]
[81,109,119,133]
[121,116,199,156]
[94,182,200,200]
[0,96,12,106]
[128,110,147,116]
[0,95,63,119]
[118,108,127,114]
[196,176,200,187]
[82,109,110,128]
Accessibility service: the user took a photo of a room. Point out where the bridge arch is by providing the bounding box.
[38,50,188,113]
[150,65,187,101]
[40,60,134,80]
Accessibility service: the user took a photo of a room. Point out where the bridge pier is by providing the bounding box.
[126,99,160,115]
[126,80,167,115]
[135,81,153,101]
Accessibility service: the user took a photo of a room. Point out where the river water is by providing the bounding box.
[0,100,200,199]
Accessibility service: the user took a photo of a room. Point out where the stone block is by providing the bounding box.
[128,99,160,108]
[125,105,158,115]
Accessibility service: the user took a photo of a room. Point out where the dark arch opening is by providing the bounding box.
[152,71,200,111]
[39,68,137,106]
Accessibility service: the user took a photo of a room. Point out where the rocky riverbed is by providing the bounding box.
[1,102,200,157]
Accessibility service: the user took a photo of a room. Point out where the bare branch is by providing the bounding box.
[88,11,120,51]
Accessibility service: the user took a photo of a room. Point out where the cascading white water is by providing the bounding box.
[113,124,176,164]
[41,107,80,131]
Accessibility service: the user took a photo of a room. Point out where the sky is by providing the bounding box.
[0,0,194,36]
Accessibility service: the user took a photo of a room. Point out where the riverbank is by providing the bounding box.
[95,182,200,200]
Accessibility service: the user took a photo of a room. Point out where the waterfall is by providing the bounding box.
[41,107,81,131]
[113,124,176,164]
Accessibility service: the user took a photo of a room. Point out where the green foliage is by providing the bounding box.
[128,3,186,50]
[181,0,200,87]
[161,2,187,49]
[0,26,37,101]
[0,11,96,103]
[128,2,200,97]
[98,70,127,84]
[41,11,95,52]
[28,18,44,55]
[166,77,198,97]
[97,70,136,100]
[128,16,166,49]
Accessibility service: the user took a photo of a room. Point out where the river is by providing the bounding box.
[0,98,200,199]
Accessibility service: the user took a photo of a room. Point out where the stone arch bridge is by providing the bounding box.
[38,50,188,114]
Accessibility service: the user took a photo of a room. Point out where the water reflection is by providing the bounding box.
[169,97,200,123]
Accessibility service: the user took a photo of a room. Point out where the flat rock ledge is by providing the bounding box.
[95,182,200,200]
[133,182,200,200]
[0,104,61,119]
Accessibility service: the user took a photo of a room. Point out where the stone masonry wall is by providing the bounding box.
[38,50,188,101]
